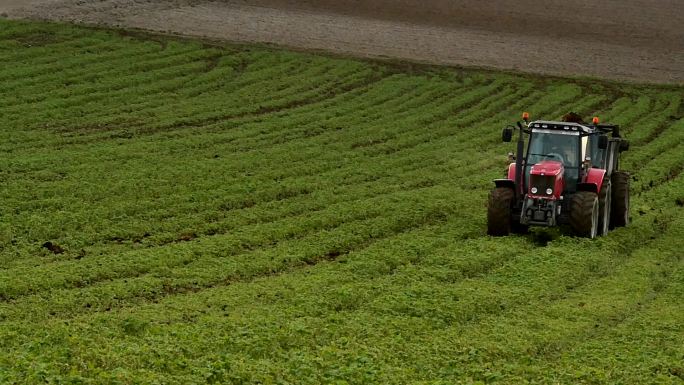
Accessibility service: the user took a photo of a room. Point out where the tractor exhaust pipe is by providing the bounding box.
[515,121,525,198]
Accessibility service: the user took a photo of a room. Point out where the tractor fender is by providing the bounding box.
[506,163,516,180]
[579,168,607,193]
[494,179,515,189]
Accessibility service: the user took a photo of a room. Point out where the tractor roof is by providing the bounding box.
[529,120,594,134]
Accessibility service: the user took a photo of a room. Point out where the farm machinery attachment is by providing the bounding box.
[488,112,630,238]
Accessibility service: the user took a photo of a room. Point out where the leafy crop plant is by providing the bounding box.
[0,19,682,385]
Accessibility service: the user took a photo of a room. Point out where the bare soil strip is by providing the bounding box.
[2,0,683,84]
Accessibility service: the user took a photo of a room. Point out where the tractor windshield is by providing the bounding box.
[526,130,581,189]
[527,131,580,166]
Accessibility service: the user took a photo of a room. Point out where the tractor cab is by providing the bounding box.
[525,121,592,193]
[489,113,630,238]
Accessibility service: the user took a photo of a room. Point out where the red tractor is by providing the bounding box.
[488,113,630,238]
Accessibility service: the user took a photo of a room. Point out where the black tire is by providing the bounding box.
[488,187,513,236]
[569,191,600,238]
[598,178,611,236]
[611,171,630,228]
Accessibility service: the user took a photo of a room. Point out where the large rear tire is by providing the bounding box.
[488,187,514,236]
[611,171,630,228]
[569,191,599,238]
[598,179,611,236]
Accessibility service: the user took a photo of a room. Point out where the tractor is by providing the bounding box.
[487,112,630,238]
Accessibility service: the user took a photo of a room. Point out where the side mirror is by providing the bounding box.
[502,127,513,142]
[612,125,621,138]
[597,135,608,149]
[619,140,630,152]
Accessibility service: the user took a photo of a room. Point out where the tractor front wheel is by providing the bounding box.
[487,187,514,236]
[611,171,630,228]
[569,191,599,238]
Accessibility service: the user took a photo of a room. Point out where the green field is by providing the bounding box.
[1,19,683,384]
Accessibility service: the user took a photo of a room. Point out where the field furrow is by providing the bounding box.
[0,19,682,385]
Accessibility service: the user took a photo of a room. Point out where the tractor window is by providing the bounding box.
[525,131,581,190]
[527,131,580,166]
[587,135,606,169]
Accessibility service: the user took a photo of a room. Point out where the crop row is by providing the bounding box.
[1,19,683,384]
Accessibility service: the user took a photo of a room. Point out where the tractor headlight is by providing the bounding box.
[546,188,553,195]
[531,187,538,194]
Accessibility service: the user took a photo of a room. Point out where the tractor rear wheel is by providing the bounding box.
[487,187,514,236]
[569,191,599,238]
[598,178,611,236]
[611,171,630,228]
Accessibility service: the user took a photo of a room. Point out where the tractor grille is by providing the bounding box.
[530,175,555,195]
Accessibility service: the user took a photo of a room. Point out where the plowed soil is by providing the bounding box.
[2,0,684,83]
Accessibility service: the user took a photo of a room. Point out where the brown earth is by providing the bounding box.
[2,0,683,84]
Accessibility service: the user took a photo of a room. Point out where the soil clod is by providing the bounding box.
[42,241,65,254]
[178,232,197,242]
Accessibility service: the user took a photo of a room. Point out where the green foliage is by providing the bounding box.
[0,19,683,384]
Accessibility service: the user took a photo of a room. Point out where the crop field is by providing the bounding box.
[1,19,683,384]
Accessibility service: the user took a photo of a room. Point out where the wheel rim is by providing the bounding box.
[591,200,599,238]
[603,186,611,235]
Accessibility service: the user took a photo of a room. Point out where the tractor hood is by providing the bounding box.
[530,160,564,176]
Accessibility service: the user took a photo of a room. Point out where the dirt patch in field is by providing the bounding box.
[2,0,684,84]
